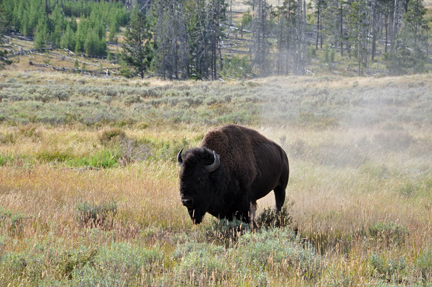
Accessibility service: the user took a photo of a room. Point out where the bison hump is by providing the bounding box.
[200,125,258,187]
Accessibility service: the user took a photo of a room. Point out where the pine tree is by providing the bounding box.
[122,9,153,78]
[346,0,369,75]
[0,0,12,69]
[384,0,429,74]
[34,17,47,49]
[60,22,76,51]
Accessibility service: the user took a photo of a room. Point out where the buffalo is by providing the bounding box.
[177,124,289,224]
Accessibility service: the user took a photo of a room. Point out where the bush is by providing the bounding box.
[0,207,27,237]
[173,241,229,285]
[368,222,408,247]
[255,206,292,229]
[416,250,432,283]
[72,243,164,285]
[99,128,126,145]
[236,228,322,279]
[0,132,15,144]
[117,139,151,166]
[369,254,407,282]
[0,153,14,166]
[384,46,427,76]
[122,95,142,106]
[1,242,98,284]
[76,201,117,229]
[18,125,42,139]
[205,218,249,246]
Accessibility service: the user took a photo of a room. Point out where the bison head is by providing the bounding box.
[177,147,224,224]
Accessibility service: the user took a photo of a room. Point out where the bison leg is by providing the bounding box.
[249,201,257,223]
[274,183,286,213]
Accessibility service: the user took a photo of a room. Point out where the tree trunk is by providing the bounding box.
[371,0,376,60]
[340,2,343,56]
[316,5,320,50]
[391,0,398,52]
[385,15,388,53]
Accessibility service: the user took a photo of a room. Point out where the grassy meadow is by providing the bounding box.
[1,70,432,285]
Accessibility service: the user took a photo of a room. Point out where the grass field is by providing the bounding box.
[1,70,432,285]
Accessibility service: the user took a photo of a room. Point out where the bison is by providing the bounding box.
[177,124,289,224]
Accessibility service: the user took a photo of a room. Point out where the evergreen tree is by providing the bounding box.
[0,0,12,69]
[60,22,76,51]
[384,0,429,74]
[84,29,99,56]
[346,0,369,75]
[74,20,85,54]
[122,9,153,78]
[34,17,47,49]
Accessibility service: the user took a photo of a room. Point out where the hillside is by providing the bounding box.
[2,0,432,79]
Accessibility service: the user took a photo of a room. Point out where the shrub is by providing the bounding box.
[36,148,73,163]
[118,139,151,166]
[0,132,15,144]
[368,222,408,246]
[0,207,26,237]
[205,218,249,246]
[71,243,164,286]
[236,228,322,279]
[0,242,98,284]
[18,125,42,139]
[122,95,142,106]
[76,201,117,229]
[173,241,229,285]
[59,246,98,280]
[369,254,407,282]
[416,250,432,283]
[254,206,292,229]
[99,128,126,145]
[2,250,46,282]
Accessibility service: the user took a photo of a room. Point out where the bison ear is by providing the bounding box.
[177,149,183,166]
[205,150,220,172]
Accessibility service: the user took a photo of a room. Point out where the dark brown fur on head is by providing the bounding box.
[178,147,227,224]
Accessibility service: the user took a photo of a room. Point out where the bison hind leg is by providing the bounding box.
[274,183,286,213]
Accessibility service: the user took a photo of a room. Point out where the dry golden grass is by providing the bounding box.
[1,69,432,285]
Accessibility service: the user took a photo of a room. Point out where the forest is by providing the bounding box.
[0,0,431,78]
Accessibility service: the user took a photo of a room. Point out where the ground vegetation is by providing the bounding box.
[0,71,432,285]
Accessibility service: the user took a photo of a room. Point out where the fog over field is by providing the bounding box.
[1,71,432,285]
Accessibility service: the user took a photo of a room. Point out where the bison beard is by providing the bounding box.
[177,124,289,224]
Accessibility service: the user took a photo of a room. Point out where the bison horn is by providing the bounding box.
[177,149,183,166]
[205,151,220,172]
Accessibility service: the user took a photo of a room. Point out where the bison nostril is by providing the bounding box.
[181,198,194,207]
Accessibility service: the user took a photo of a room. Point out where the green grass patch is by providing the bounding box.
[66,150,119,169]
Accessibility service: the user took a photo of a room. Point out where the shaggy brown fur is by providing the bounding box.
[178,124,289,224]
